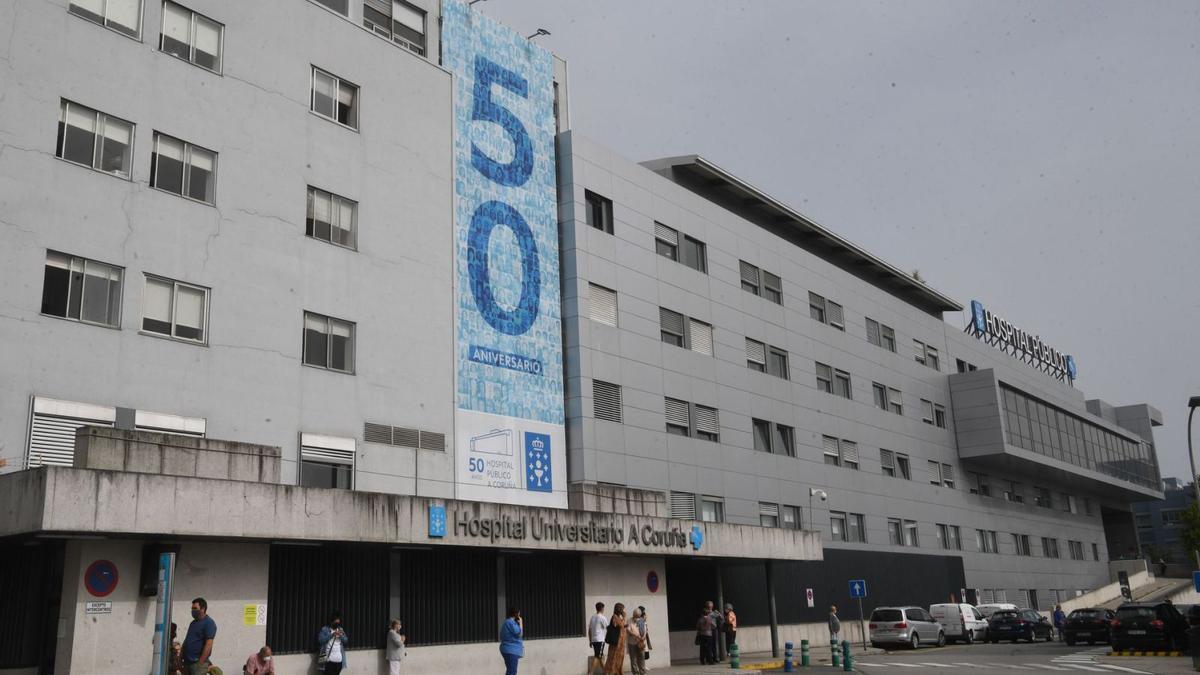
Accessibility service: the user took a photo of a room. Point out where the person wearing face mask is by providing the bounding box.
[243,646,274,674]
[182,598,217,675]
[317,612,350,674]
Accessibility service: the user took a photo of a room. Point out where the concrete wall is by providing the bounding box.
[583,555,671,662]
[0,0,456,498]
[55,539,268,675]
[74,427,281,482]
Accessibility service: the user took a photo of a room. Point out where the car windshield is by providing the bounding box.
[1116,607,1157,619]
[1070,610,1101,619]
[991,611,1019,620]
[871,609,902,622]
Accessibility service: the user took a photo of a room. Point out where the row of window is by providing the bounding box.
[70,0,223,73]
[969,471,1095,515]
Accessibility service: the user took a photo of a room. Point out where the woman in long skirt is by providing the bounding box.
[603,603,627,675]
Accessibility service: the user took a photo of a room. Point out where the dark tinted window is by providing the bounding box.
[1116,607,1156,620]
[871,609,902,622]
[1070,610,1101,619]
[991,611,1019,620]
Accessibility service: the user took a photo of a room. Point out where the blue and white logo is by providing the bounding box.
[971,300,987,334]
[689,525,704,551]
[428,505,447,538]
[524,432,552,492]
[1065,355,1077,380]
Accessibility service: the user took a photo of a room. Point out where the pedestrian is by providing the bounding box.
[1158,557,1168,577]
[695,605,715,664]
[182,598,217,675]
[499,607,524,675]
[829,605,841,645]
[626,607,647,675]
[317,611,349,674]
[243,646,274,674]
[1052,605,1066,641]
[386,618,407,674]
[588,601,609,662]
[637,605,652,668]
[603,603,627,675]
[705,601,724,662]
[723,603,738,653]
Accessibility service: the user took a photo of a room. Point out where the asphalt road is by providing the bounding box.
[852,640,1190,674]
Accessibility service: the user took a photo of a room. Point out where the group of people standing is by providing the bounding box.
[588,602,653,675]
[695,601,737,665]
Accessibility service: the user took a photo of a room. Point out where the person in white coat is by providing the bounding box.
[386,619,407,674]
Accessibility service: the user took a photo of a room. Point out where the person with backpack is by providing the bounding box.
[695,605,716,665]
[317,611,349,674]
[602,603,627,675]
[705,601,724,662]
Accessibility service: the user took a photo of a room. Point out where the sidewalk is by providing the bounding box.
[665,647,884,673]
[1099,654,1198,674]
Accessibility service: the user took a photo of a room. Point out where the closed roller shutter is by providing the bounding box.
[822,435,840,463]
[840,440,859,466]
[694,405,719,437]
[866,318,881,346]
[827,301,844,328]
[27,397,115,468]
[664,398,690,429]
[659,307,684,335]
[669,491,696,520]
[745,338,766,366]
[589,284,617,327]
[592,381,622,422]
[688,319,713,355]
[739,260,759,287]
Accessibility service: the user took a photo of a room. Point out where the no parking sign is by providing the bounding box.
[84,560,119,598]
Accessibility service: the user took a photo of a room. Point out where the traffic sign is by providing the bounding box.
[84,559,119,597]
[1193,571,1200,594]
[849,579,867,598]
[805,588,814,608]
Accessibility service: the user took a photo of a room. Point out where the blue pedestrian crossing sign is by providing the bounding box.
[849,579,867,598]
[1193,571,1200,593]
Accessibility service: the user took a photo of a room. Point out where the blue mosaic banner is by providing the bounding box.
[444,0,566,508]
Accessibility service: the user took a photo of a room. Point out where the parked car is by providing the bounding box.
[1063,608,1115,646]
[975,602,1019,618]
[986,608,1053,643]
[1110,602,1190,652]
[930,603,988,644]
[868,606,945,649]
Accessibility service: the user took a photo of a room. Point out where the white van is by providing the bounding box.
[930,603,988,644]
[976,603,1019,619]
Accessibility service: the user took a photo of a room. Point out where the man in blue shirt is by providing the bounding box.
[182,597,217,675]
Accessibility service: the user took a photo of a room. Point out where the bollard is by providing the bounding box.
[783,641,793,672]
[841,640,852,672]
[831,638,840,668]
[801,639,810,667]
[729,642,741,669]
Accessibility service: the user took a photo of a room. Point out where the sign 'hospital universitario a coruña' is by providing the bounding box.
[443,0,567,508]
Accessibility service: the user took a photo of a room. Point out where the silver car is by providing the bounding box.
[869,606,946,649]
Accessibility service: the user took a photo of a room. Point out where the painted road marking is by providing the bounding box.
[916,663,956,668]
[1092,666,1152,674]
[1026,665,1073,671]
[1057,665,1110,672]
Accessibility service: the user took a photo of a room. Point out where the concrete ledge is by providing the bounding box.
[73,427,281,483]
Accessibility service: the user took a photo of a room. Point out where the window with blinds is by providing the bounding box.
[654,222,678,260]
[688,319,713,356]
[664,398,690,435]
[827,300,844,330]
[762,271,782,304]
[841,441,859,469]
[27,397,116,467]
[745,338,766,371]
[833,369,852,399]
[659,307,685,347]
[928,460,942,486]
[160,1,224,73]
[364,0,427,55]
[694,405,719,441]
[940,463,955,488]
[300,433,355,489]
[888,388,903,415]
[739,260,760,295]
[815,362,832,393]
[592,381,622,423]
[822,435,840,466]
[880,449,895,476]
[808,292,826,323]
[759,502,779,528]
[589,284,618,327]
[866,317,881,346]
[669,491,696,520]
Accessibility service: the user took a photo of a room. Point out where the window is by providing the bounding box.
[933,404,947,429]
[847,513,866,542]
[977,529,998,553]
[956,358,978,373]
[808,292,826,323]
[913,340,939,370]
[698,496,724,523]
[150,132,216,204]
[664,398,690,436]
[592,381,622,423]
[1003,480,1024,503]
[827,300,845,331]
[299,434,355,488]
[781,505,800,530]
[1068,540,1085,561]
[654,222,678,260]
[887,518,903,546]
[56,100,134,178]
[311,0,349,15]
[681,236,707,273]
[831,512,847,541]
[762,271,782,304]
[584,190,613,234]
[888,388,903,415]
[914,339,929,367]
[872,383,888,411]
[311,67,359,129]
[759,503,779,528]
[588,284,618,327]
[739,260,760,295]
[833,369,852,399]
[774,424,795,457]
[822,435,841,466]
[903,520,919,547]
[694,405,720,442]
[926,346,939,371]
[745,338,766,372]
[41,251,123,327]
[1084,498,1094,516]
[866,318,897,352]
[753,419,794,456]
[752,419,772,452]
[921,399,934,424]
[881,325,896,352]
[69,0,142,38]
[1042,537,1060,558]
[1061,494,1077,514]
[160,2,223,72]
[1034,487,1053,509]
[1013,533,1032,556]
[767,347,789,379]
[141,275,207,343]
[880,449,895,477]
[969,472,991,497]
[363,0,427,55]
[841,440,859,469]
[1092,543,1100,561]
[303,311,355,373]
[815,362,832,393]
[895,453,911,480]
[937,524,962,550]
[306,186,357,248]
[688,319,713,356]
[941,463,955,488]
[928,460,942,486]
[659,308,684,347]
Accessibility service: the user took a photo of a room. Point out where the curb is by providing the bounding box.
[1109,650,1183,657]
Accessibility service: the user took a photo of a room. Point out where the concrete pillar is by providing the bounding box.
[766,560,779,658]
[715,560,725,659]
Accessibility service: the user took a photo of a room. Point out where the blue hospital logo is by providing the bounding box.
[971,300,987,333]
[690,526,704,551]
[1066,355,1077,379]
[428,505,447,538]
[524,432,552,492]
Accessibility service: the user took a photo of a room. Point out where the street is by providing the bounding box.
[853,641,1193,674]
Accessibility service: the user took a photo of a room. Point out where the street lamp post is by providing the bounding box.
[1188,397,1200,569]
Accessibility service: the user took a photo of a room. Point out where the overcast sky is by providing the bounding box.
[481,0,1200,481]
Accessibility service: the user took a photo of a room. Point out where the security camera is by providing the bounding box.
[810,488,828,501]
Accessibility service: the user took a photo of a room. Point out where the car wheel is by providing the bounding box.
[937,632,946,648]
[910,633,920,650]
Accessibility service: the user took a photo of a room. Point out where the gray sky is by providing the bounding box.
[480,0,1200,481]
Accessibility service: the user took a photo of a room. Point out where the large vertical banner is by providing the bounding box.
[443,0,566,508]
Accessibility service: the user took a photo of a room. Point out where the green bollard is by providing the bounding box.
[801,639,810,667]
[841,640,852,672]
[729,642,740,669]
[831,638,840,668]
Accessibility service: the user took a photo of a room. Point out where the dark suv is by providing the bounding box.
[1063,608,1115,645]
[1111,602,1189,652]
[986,609,1053,643]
